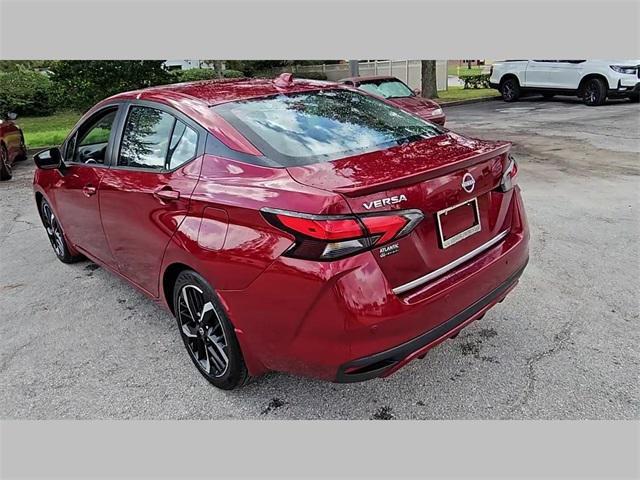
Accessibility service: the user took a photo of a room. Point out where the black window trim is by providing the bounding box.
[62,104,122,169]
[108,99,206,174]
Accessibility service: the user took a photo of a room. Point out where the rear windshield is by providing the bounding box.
[358,79,414,99]
[213,89,444,167]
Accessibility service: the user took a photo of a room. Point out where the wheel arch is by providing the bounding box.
[578,73,610,95]
[35,190,44,206]
[499,73,520,87]
[162,262,194,315]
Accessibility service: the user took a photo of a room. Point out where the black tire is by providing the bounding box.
[500,77,521,102]
[542,92,555,99]
[15,133,28,161]
[173,270,250,390]
[38,198,83,263]
[629,94,639,103]
[582,78,607,106]
[0,144,12,181]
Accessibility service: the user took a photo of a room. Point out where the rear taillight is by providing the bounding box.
[262,208,424,260]
[499,154,518,192]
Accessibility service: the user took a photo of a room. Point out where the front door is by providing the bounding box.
[53,107,119,265]
[547,60,586,90]
[99,104,203,296]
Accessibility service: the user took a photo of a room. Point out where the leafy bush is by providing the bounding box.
[222,69,244,78]
[0,67,56,117]
[460,74,491,89]
[172,68,244,83]
[50,61,171,110]
[175,68,219,82]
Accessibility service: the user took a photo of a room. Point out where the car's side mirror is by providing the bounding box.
[34,147,62,170]
[413,89,422,96]
[7,112,18,120]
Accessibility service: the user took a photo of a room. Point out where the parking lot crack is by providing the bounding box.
[509,321,574,414]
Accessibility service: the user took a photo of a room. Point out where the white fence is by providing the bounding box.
[293,60,448,91]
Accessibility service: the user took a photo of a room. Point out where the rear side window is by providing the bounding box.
[118,106,198,171]
[213,90,443,167]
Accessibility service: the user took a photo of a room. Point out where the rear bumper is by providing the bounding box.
[336,259,527,382]
[219,189,529,381]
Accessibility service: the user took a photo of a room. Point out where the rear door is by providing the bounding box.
[525,60,557,87]
[98,102,205,296]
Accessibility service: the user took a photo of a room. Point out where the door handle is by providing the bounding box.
[153,187,180,202]
[82,185,97,197]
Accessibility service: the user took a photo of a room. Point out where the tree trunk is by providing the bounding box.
[420,60,438,99]
[214,60,224,79]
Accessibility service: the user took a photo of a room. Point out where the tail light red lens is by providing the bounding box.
[499,154,518,192]
[262,208,424,260]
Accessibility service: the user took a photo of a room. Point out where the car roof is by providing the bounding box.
[107,77,341,107]
[340,75,402,84]
[92,76,346,155]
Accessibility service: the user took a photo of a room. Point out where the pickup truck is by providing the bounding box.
[489,60,639,106]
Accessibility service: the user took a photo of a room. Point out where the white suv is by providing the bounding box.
[489,60,639,106]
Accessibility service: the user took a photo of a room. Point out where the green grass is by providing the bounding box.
[447,64,486,77]
[436,86,499,103]
[18,111,82,149]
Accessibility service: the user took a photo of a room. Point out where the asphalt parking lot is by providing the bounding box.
[1,97,638,420]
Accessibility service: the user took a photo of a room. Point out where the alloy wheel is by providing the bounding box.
[41,202,65,257]
[502,81,514,100]
[177,284,230,377]
[584,84,597,104]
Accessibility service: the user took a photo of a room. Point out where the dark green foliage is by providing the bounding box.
[174,68,220,82]
[0,67,56,116]
[172,68,245,83]
[460,74,491,89]
[49,61,171,110]
[222,69,244,78]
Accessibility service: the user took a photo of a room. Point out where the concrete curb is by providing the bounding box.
[436,96,501,107]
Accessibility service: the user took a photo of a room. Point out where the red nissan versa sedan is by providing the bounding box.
[339,75,446,125]
[33,74,529,389]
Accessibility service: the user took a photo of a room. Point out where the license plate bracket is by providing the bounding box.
[436,198,481,249]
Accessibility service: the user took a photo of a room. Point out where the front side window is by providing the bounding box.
[118,106,198,171]
[214,90,443,167]
[358,80,414,99]
[67,108,118,164]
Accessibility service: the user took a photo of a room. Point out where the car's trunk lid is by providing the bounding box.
[287,133,514,293]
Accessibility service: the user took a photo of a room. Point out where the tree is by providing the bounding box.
[214,60,224,79]
[420,60,438,99]
[50,61,171,110]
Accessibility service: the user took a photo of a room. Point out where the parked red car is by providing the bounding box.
[1,113,27,180]
[33,74,528,389]
[340,75,446,125]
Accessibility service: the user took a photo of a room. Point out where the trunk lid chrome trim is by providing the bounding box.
[392,229,510,295]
